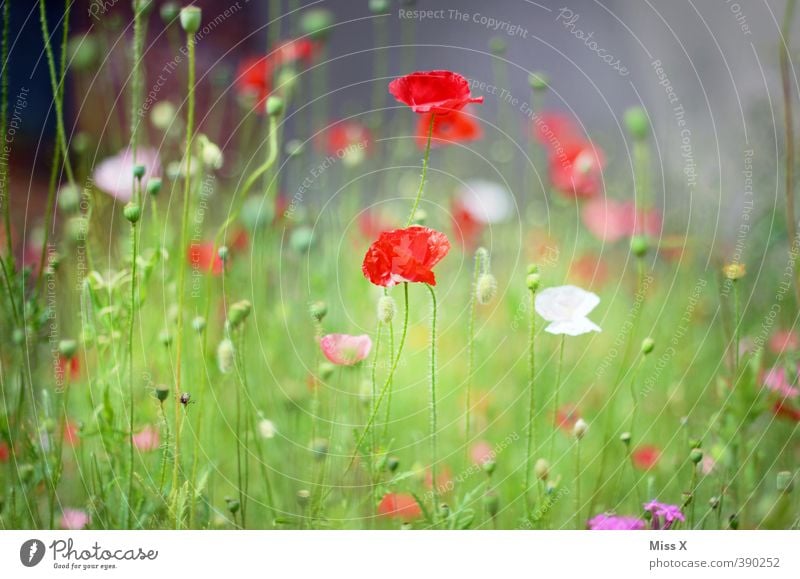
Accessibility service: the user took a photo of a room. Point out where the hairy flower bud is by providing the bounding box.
[573,418,588,440]
[377,295,396,324]
[534,458,549,480]
[59,339,78,359]
[228,300,252,328]
[476,273,497,305]
[309,301,327,323]
[217,338,235,374]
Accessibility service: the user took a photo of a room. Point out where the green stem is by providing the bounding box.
[427,284,439,518]
[524,286,537,517]
[548,335,566,463]
[126,213,139,528]
[574,439,581,529]
[171,27,197,528]
[369,320,383,515]
[1,0,11,263]
[464,251,481,466]
[406,113,435,226]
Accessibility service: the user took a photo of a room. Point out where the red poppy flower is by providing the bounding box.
[319,120,373,159]
[236,38,319,109]
[0,440,9,462]
[62,420,80,448]
[451,197,483,250]
[362,226,451,287]
[555,404,580,432]
[416,108,482,148]
[55,356,80,382]
[188,242,224,276]
[632,445,661,470]
[377,492,422,522]
[389,70,483,115]
[773,400,800,422]
[569,253,609,288]
[424,465,453,493]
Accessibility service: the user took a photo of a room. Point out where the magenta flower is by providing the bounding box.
[93,147,161,202]
[588,513,645,530]
[762,366,800,399]
[320,334,372,366]
[643,500,685,529]
[60,508,91,530]
[132,425,160,452]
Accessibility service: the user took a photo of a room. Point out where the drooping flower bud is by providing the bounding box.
[573,418,588,440]
[133,164,146,180]
[641,337,655,355]
[534,458,550,480]
[192,316,206,333]
[620,431,632,445]
[296,489,311,506]
[309,301,327,323]
[228,300,252,328]
[59,339,78,359]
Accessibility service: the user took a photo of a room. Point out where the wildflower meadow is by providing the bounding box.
[0,0,799,541]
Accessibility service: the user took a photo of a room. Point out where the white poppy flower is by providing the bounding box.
[458,179,513,223]
[534,285,601,336]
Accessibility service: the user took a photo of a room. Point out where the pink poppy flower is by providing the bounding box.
[701,455,716,475]
[319,334,372,366]
[470,440,494,465]
[769,330,800,354]
[60,508,91,530]
[762,366,800,399]
[62,420,80,448]
[93,147,161,202]
[132,425,160,452]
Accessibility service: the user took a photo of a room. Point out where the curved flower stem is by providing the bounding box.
[369,320,383,515]
[548,335,566,463]
[381,306,395,444]
[464,251,481,466]
[574,439,581,529]
[626,355,645,507]
[689,462,698,529]
[345,283,409,477]
[524,285,537,517]
[406,113,435,226]
[427,284,439,518]
[171,26,197,528]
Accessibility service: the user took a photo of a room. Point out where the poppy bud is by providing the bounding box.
[318,362,335,380]
[266,95,284,117]
[689,448,703,464]
[368,0,390,14]
[527,263,539,274]
[438,503,450,519]
[296,489,311,506]
[728,514,739,530]
[624,107,650,140]
[387,456,399,472]
[722,262,746,281]
[200,139,224,170]
[123,203,142,224]
[217,245,229,262]
[311,438,329,460]
[534,458,549,480]
[689,438,701,449]
[151,101,177,130]
[192,316,206,333]
[132,164,146,180]
[473,273,496,305]
[160,1,179,23]
[526,272,541,291]
[777,471,794,493]
[225,497,240,514]
[59,339,78,359]
[573,418,588,440]
[482,459,496,476]
[67,34,99,71]
[489,37,507,55]
[155,385,169,402]
[179,6,202,33]
[146,178,162,197]
[620,431,631,445]
[630,235,648,258]
[134,0,154,14]
[309,301,328,322]
[299,8,334,40]
[528,72,549,91]
[217,339,235,373]
[484,491,500,518]
[709,496,719,509]
[377,295,396,324]
[58,184,81,214]
[641,337,655,355]
[290,226,314,253]
[228,300,252,328]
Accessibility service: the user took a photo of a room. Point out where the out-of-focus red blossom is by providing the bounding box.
[236,39,319,109]
[55,356,80,381]
[362,226,451,287]
[319,121,373,157]
[770,330,800,354]
[62,420,80,448]
[451,198,483,250]
[229,228,250,253]
[535,112,604,199]
[632,445,661,470]
[470,440,494,465]
[357,211,395,242]
[0,440,9,462]
[581,199,662,242]
[132,426,160,452]
[417,108,482,148]
[555,404,580,432]
[569,253,609,288]
[773,400,800,422]
[188,242,224,276]
[389,70,483,115]
[424,465,453,493]
[377,493,422,522]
